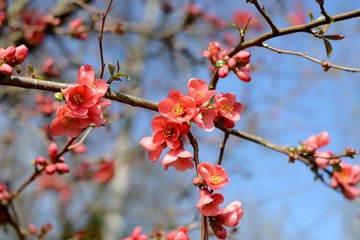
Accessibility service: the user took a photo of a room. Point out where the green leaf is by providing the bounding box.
[27,65,34,75]
[333,164,342,172]
[230,23,241,35]
[14,66,21,74]
[35,75,44,80]
[323,39,333,58]
[215,60,226,68]
[108,63,115,76]
[308,11,314,21]
[324,34,345,40]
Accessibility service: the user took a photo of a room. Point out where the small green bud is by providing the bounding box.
[54,92,65,101]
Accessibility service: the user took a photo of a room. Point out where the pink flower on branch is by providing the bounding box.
[152,115,186,150]
[331,162,360,200]
[214,92,243,123]
[68,18,88,40]
[50,105,92,138]
[196,189,224,216]
[216,200,244,227]
[303,131,330,151]
[140,136,165,162]
[187,78,216,105]
[158,89,196,123]
[50,65,111,137]
[122,226,148,240]
[197,162,229,190]
[162,148,194,172]
[193,107,216,132]
[166,226,190,240]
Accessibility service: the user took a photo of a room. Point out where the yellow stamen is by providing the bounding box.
[172,102,185,117]
[220,102,233,113]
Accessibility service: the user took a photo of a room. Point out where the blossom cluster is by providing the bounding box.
[194,162,243,239]
[0,44,28,75]
[302,131,360,200]
[35,142,70,175]
[122,225,190,240]
[202,41,251,82]
[50,65,111,138]
[140,78,243,171]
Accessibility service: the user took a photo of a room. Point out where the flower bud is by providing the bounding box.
[48,142,58,161]
[45,164,56,175]
[0,63,12,75]
[235,50,251,64]
[227,58,237,69]
[35,156,48,166]
[56,163,70,174]
[14,45,28,65]
[218,64,229,78]
[4,46,15,63]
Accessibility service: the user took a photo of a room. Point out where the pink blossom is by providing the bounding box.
[69,18,88,40]
[196,189,224,216]
[35,94,60,116]
[43,58,59,77]
[202,41,222,65]
[77,65,108,97]
[187,78,216,105]
[331,162,360,200]
[232,10,263,31]
[209,219,227,239]
[193,107,216,132]
[197,162,229,190]
[303,131,330,151]
[166,226,190,240]
[62,84,98,115]
[217,200,243,227]
[88,99,111,127]
[140,136,164,162]
[93,161,115,184]
[214,93,243,122]
[122,226,148,240]
[152,115,184,150]
[162,148,194,172]
[314,151,331,169]
[50,105,92,137]
[158,89,196,123]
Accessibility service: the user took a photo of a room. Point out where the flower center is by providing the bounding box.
[73,94,83,104]
[172,102,185,117]
[163,126,174,138]
[220,102,233,113]
[211,174,220,184]
[62,117,74,126]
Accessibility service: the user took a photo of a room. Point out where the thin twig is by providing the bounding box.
[217,132,229,165]
[98,0,114,79]
[261,43,360,72]
[201,215,208,240]
[188,131,200,169]
[248,0,279,33]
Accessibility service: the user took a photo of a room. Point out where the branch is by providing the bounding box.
[0,75,158,112]
[247,0,279,33]
[229,9,360,55]
[98,0,114,78]
[261,43,360,72]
